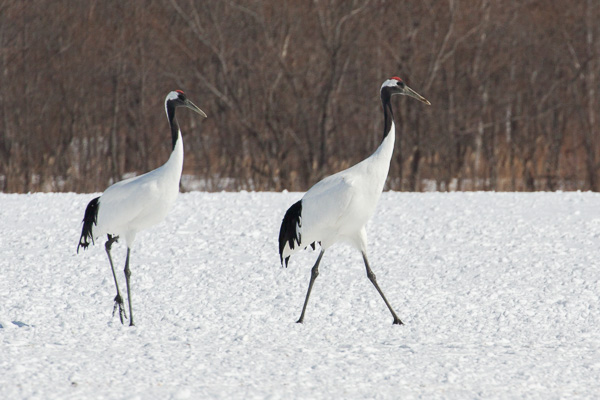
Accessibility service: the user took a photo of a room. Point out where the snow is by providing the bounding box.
[1,191,600,399]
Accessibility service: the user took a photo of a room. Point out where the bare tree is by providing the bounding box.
[0,0,597,193]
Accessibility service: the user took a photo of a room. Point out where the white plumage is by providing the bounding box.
[94,137,183,246]
[77,90,206,326]
[278,77,430,324]
[284,120,395,256]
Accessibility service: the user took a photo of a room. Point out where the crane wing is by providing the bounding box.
[96,172,163,237]
[301,171,357,243]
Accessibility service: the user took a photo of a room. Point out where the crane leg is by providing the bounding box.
[124,248,135,326]
[105,235,127,324]
[296,250,325,323]
[362,252,403,325]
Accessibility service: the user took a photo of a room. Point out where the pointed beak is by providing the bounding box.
[185,99,207,118]
[404,85,431,106]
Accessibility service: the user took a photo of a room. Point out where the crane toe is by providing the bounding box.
[112,294,128,324]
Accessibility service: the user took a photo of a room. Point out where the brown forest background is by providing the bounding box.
[0,0,599,193]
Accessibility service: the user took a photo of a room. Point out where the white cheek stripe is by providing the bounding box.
[165,91,180,117]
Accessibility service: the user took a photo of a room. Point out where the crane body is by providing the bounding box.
[279,77,430,324]
[77,90,206,326]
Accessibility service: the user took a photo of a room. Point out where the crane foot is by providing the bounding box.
[112,294,128,324]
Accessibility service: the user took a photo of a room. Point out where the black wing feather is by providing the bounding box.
[77,196,100,253]
[278,200,302,267]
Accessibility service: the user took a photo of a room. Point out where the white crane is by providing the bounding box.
[278,77,430,325]
[77,90,206,326]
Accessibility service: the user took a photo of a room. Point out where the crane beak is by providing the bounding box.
[185,99,208,118]
[404,85,431,106]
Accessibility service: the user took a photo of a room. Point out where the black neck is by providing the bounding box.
[381,89,394,140]
[166,102,180,150]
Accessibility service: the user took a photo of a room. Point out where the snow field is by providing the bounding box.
[1,191,600,399]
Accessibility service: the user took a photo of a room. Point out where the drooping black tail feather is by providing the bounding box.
[278,200,303,267]
[77,196,100,253]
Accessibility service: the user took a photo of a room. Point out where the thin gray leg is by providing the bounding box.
[296,250,325,324]
[362,252,403,325]
[105,235,127,324]
[124,248,135,326]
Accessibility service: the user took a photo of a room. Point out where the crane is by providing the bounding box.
[77,90,206,326]
[278,77,430,324]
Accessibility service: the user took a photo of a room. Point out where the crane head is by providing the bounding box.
[166,90,208,118]
[382,77,431,105]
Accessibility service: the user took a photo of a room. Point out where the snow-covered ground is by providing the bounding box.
[1,191,599,399]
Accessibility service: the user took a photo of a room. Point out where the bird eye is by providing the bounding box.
[398,81,405,88]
